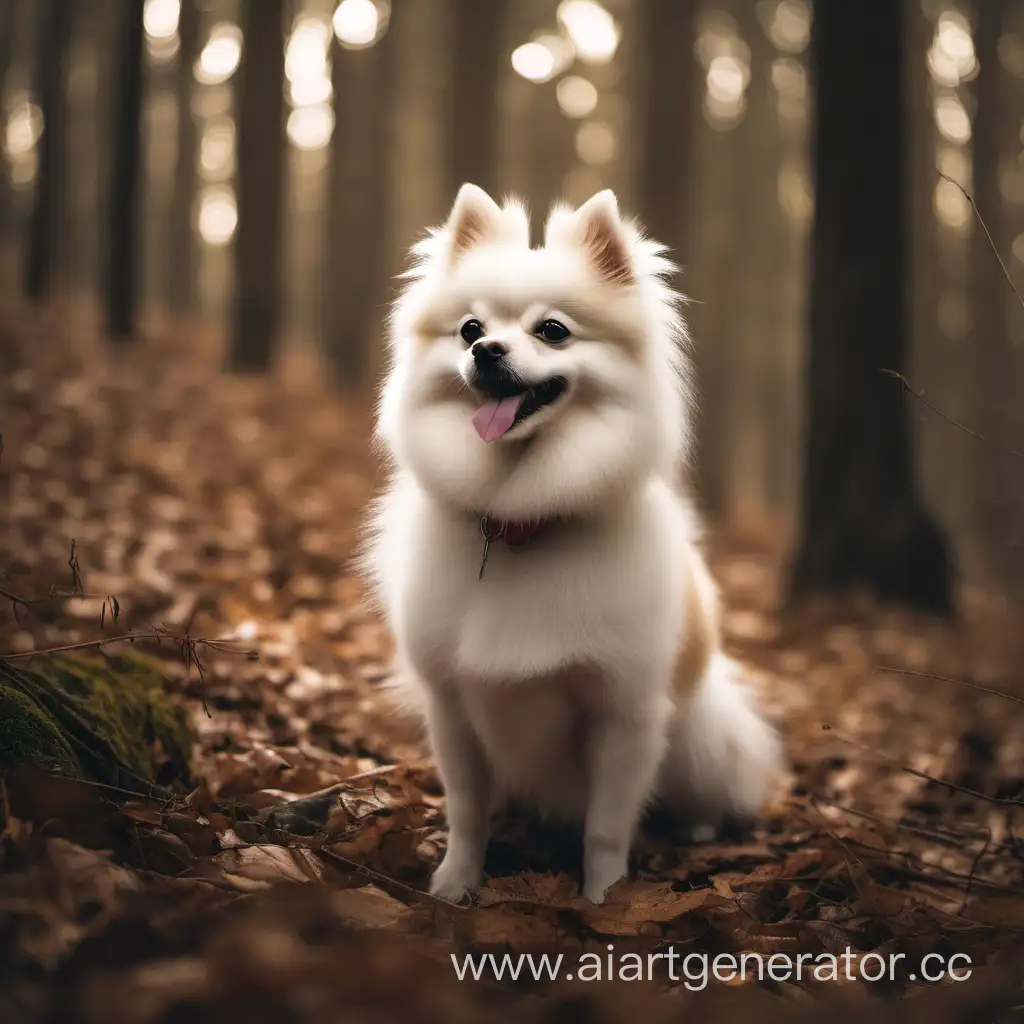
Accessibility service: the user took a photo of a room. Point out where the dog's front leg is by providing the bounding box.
[425,693,492,902]
[582,686,672,904]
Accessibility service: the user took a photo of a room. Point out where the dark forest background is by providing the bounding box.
[3,0,1023,614]
[4,3,1024,1017]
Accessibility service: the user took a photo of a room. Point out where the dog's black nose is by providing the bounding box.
[471,340,508,365]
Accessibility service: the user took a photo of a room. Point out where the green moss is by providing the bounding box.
[0,652,192,788]
[0,683,80,776]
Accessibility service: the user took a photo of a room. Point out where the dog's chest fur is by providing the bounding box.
[370,470,691,816]
[376,470,687,678]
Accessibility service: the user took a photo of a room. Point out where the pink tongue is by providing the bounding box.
[472,394,526,442]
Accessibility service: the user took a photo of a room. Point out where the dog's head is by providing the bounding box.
[377,184,692,520]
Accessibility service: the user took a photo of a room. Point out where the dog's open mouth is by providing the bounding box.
[471,377,568,442]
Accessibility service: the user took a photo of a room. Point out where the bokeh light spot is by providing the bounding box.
[197,185,238,246]
[511,42,557,83]
[557,75,598,118]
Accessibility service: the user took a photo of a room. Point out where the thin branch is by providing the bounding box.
[806,798,865,896]
[958,827,992,915]
[810,791,1013,854]
[0,586,122,623]
[880,369,1024,462]
[68,539,84,596]
[822,724,1024,807]
[879,172,1024,462]
[1,626,258,720]
[69,774,176,804]
[809,794,1024,898]
[937,170,1024,316]
[317,844,464,911]
[876,664,1024,708]
[2,540,121,624]
[0,631,255,663]
[805,799,1022,902]
[840,833,1024,905]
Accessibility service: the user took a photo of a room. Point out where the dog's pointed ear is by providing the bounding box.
[445,183,505,263]
[574,190,633,286]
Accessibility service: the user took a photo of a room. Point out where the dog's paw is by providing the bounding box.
[582,849,628,904]
[428,857,482,903]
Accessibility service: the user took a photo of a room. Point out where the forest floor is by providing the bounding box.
[2,309,1024,1022]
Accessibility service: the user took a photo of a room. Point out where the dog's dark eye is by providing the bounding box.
[535,319,570,344]
[460,319,485,344]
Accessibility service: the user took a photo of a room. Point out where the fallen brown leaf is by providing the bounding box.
[190,844,338,892]
[329,884,412,931]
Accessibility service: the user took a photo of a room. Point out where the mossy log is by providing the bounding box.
[0,652,192,789]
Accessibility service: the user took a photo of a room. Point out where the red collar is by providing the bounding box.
[479,514,549,548]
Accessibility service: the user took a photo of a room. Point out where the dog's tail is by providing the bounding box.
[379,659,430,726]
[658,652,784,833]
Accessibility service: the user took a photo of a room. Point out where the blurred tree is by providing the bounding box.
[526,83,574,228]
[105,0,145,339]
[25,0,72,302]
[229,0,286,372]
[635,0,696,269]
[0,0,14,236]
[790,0,954,613]
[165,0,200,313]
[444,0,506,199]
[730,2,793,526]
[905,1,949,564]
[324,9,400,387]
[0,1,10,107]
[969,0,1016,588]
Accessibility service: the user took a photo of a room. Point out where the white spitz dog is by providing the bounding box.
[362,184,783,904]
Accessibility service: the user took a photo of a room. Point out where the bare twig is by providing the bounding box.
[1,625,258,719]
[876,664,1024,708]
[958,827,992,915]
[880,369,1024,462]
[810,791,1014,854]
[841,834,1024,904]
[822,724,1024,807]
[878,172,1024,462]
[2,541,121,624]
[68,539,84,596]
[807,796,1024,899]
[1,540,258,716]
[318,844,464,911]
[0,630,255,663]
[342,764,401,784]
[0,585,123,625]
[806,797,865,895]
[937,170,1024,315]
[70,774,176,804]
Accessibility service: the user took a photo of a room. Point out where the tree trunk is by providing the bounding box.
[323,10,400,387]
[228,0,286,373]
[105,0,145,340]
[525,74,574,227]
[25,0,72,302]
[905,0,949,579]
[0,0,16,239]
[0,0,11,116]
[444,0,505,199]
[165,0,201,313]
[731,3,791,528]
[969,0,1015,588]
[634,0,697,267]
[789,0,954,614]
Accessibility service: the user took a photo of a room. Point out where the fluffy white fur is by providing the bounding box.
[361,184,783,904]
